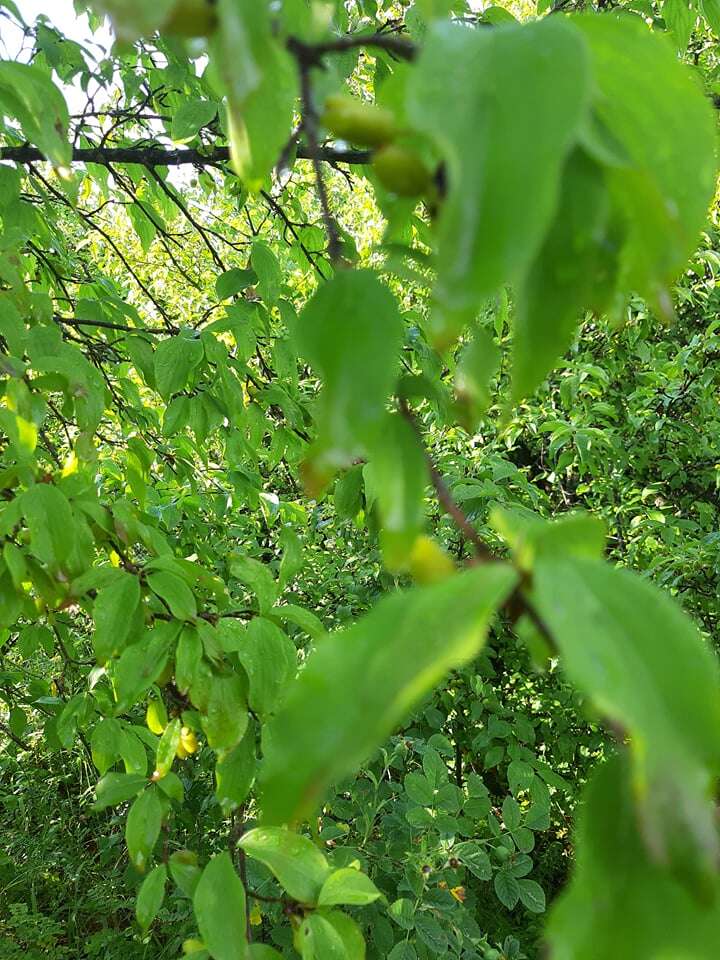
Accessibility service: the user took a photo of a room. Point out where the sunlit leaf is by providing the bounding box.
[261,564,516,823]
[407,19,590,345]
[239,826,330,903]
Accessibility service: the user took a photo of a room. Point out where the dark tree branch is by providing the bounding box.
[261,188,329,281]
[0,720,30,752]
[54,315,167,335]
[398,399,556,648]
[0,143,371,168]
[399,400,493,562]
[287,31,416,66]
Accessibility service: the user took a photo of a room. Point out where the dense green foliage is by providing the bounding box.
[2,1,720,958]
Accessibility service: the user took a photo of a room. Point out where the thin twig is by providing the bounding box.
[54,315,166,335]
[398,400,556,647]
[399,400,493,561]
[0,720,30,752]
[289,40,344,264]
[287,32,416,65]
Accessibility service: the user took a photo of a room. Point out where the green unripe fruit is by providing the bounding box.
[163,0,217,37]
[493,845,511,863]
[408,535,455,585]
[322,95,397,148]
[484,949,501,960]
[374,143,432,197]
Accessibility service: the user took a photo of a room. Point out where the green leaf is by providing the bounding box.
[236,617,296,716]
[333,466,364,521]
[3,542,26,590]
[454,841,492,881]
[507,759,535,795]
[575,13,716,315]
[93,571,141,664]
[21,485,75,574]
[455,326,501,424]
[261,564,517,823]
[270,604,325,641]
[215,721,256,814]
[404,771,435,806]
[388,898,415,930]
[154,717,181,779]
[154,335,204,400]
[309,910,364,959]
[136,863,167,931]
[92,772,147,811]
[294,270,403,477]
[56,694,86,749]
[318,868,382,907]
[176,625,202,694]
[200,672,248,753]
[491,507,606,572]
[422,748,447,787]
[215,267,257,300]
[279,526,303,588]
[512,148,619,400]
[229,42,296,188]
[663,0,697,51]
[364,414,428,571]
[494,869,521,909]
[171,99,217,142]
[251,240,282,305]
[407,19,590,345]
[238,826,330,904]
[518,878,545,914]
[548,756,720,959]
[126,787,162,872]
[502,796,522,831]
[147,570,197,621]
[247,948,283,960]
[193,852,247,960]
[119,728,148,776]
[113,622,177,714]
[298,913,347,960]
[230,555,278,614]
[388,945,417,960]
[701,0,720,34]
[0,61,70,167]
[214,0,296,188]
[90,717,122,776]
[169,849,201,899]
[127,201,161,252]
[157,770,184,804]
[535,557,720,892]
[8,706,26,739]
